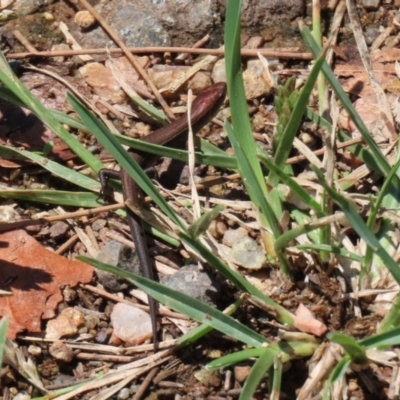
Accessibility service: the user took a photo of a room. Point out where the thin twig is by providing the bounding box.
[175,34,210,61]
[132,367,159,400]
[12,30,38,54]
[6,46,313,60]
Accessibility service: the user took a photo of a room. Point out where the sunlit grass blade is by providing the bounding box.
[225,122,290,272]
[327,333,367,363]
[239,349,275,400]
[0,189,103,207]
[322,356,351,400]
[0,87,88,132]
[225,123,280,237]
[0,51,103,173]
[0,145,101,191]
[313,167,400,285]
[116,133,238,169]
[361,325,400,347]
[67,93,185,231]
[224,0,285,263]
[270,357,283,400]
[296,244,363,262]
[306,107,400,287]
[206,349,266,370]
[0,318,8,368]
[187,205,225,239]
[301,26,396,184]
[178,296,245,348]
[78,256,267,348]
[180,232,295,325]
[270,55,325,185]
[291,209,320,244]
[129,94,168,125]
[257,149,324,215]
[224,0,263,182]
[275,213,340,251]
[364,156,400,265]
[306,107,396,190]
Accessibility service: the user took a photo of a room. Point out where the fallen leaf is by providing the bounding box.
[294,303,328,337]
[0,230,93,338]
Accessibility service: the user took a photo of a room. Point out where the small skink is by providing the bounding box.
[100,82,227,350]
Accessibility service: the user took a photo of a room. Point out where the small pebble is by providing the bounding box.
[49,341,74,362]
[28,345,42,357]
[42,12,54,20]
[194,368,221,388]
[110,303,153,345]
[95,330,109,343]
[74,10,96,29]
[13,393,31,400]
[117,388,130,400]
[222,227,248,247]
[161,265,220,306]
[62,287,77,303]
[46,308,84,339]
[234,365,251,383]
[228,237,265,270]
[84,314,100,330]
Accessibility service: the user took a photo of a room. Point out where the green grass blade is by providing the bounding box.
[275,214,336,251]
[301,26,396,183]
[129,95,168,125]
[313,167,400,285]
[225,123,280,237]
[379,295,400,333]
[296,244,363,262]
[224,0,263,182]
[239,349,276,400]
[360,326,400,348]
[67,93,185,231]
[270,56,325,185]
[322,356,351,400]
[327,333,367,363]
[257,149,324,215]
[364,156,400,263]
[0,318,8,368]
[178,296,244,348]
[79,256,267,348]
[306,108,390,189]
[0,51,103,173]
[0,145,101,191]
[206,348,266,370]
[180,233,295,325]
[116,134,238,169]
[187,205,225,239]
[0,87,88,132]
[270,357,283,400]
[0,189,103,207]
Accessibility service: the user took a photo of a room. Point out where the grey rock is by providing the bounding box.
[72,0,304,57]
[362,0,381,10]
[161,265,220,306]
[218,0,305,28]
[96,240,141,291]
[364,28,379,45]
[117,388,131,400]
[14,0,50,16]
[228,237,265,270]
[49,221,69,240]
